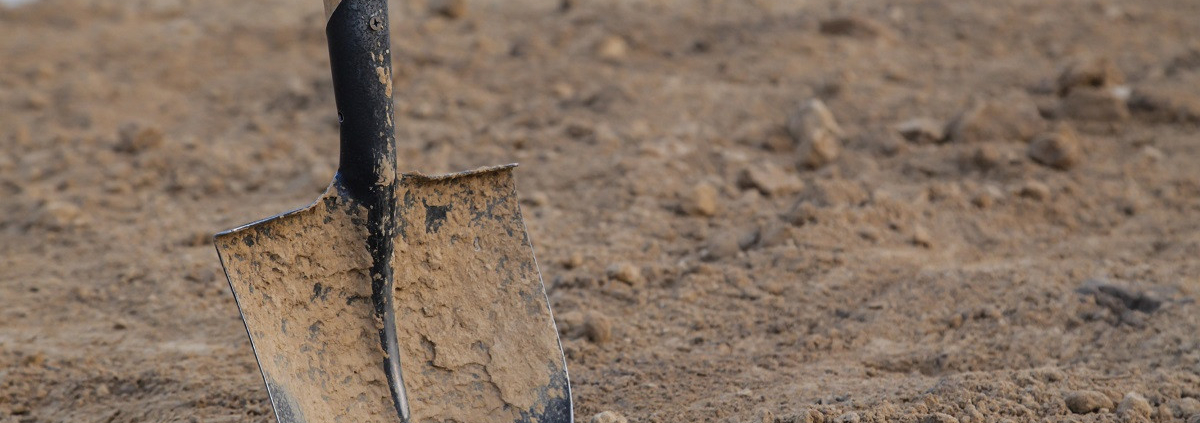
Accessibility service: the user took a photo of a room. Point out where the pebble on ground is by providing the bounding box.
[946,92,1045,143]
[1056,56,1125,96]
[1117,392,1153,420]
[1028,125,1083,170]
[788,99,843,168]
[1065,390,1113,414]
[583,312,613,344]
[591,411,628,423]
[738,163,804,196]
[682,182,720,216]
[606,263,642,286]
[896,118,945,144]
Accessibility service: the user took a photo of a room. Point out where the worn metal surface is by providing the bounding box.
[392,166,572,423]
[216,181,398,423]
[216,167,572,423]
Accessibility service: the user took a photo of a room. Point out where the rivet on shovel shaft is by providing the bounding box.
[369,17,384,31]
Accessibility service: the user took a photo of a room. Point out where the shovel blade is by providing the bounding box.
[215,184,398,423]
[391,165,572,423]
[216,165,571,423]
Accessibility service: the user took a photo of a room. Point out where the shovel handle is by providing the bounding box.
[327,0,397,200]
[325,1,408,422]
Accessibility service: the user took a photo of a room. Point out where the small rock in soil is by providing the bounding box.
[971,188,998,208]
[922,413,960,423]
[596,36,629,61]
[946,92,1045,143]
[789,409,820,423]
[591,411,628,423]
[896,118,945,144]
[704,229,744,261]
[1057,56,1125,96]
[835,411,861,423]
[798,131,842,169]
[1065,390,1113,414]
[563,252,584,269]
[758,409,775,423]
[36,200,86,230]
[682,182,719,216]
[819,16,892,39]
[1075,279,1164,313]
[1028,125,1083,170]
[755,220,790,249]
[962,144,1006,173]
[799,179,871,207]
[1117,392,1153,420]
[430,0,468,19]
[522,191,550,207]
[738,163,804,196]
[115,122,164,154]
[583,312,613,344]
[1189,414,1200,423]
[1018,180,1051,201]
[787,99,844,168]
[606,263,642,285]
[783,202,819,226]
[1170,398,1200,418]
[24,91,49,110]
[737,227,761,251]
[1060,87,1130,121]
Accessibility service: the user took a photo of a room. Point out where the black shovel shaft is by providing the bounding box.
[328,0,396,199]
[326,1,408,422]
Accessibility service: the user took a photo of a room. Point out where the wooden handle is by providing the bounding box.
[324,0,343,20]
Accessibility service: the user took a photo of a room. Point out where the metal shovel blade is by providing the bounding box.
[215,165,572,423]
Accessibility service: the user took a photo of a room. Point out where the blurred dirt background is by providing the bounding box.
[3,0,1200,422]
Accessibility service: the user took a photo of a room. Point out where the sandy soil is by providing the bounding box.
[2,0,1200,422]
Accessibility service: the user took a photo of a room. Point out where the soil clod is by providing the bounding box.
[1057,57,1125,96]
[788,99,844,168]
[682,182,720,216]
[1066,390,1113,414]
[591,411,629,423]
[1028,125,1082,170]
[738,164,804,196]
[896,118,945,144]
[1076,280,1164,314]
[922,413,959,423]
[1117,392,1153,421]
[606,263,643,286]
[946,92,1045,143]
[583,312,613,344]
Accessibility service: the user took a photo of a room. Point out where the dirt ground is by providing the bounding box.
[3,0,1200,422]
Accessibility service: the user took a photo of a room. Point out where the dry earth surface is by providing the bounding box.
[2,0,1200,422]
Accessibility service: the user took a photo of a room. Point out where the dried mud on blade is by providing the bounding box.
[215,166,572,423]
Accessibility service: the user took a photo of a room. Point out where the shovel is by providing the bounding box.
[213,1,573,422]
